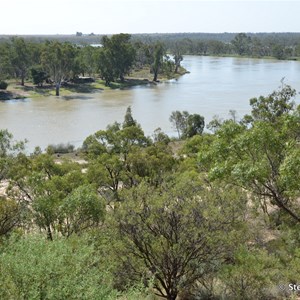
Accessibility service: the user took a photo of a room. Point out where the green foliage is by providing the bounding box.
[244,84,296,123]
[98,34,136,85]
[0,130,26,181]
[83,108,150,157]
[0,81,8,90]
[151,42,165,81]
[161,56,175,78]
[76,45,99,77]
[169,110,205,139]
[169,110,189,138]
[0,198,20,237]
[7,153,98,240]
[199,86,300,224]
[0,42,14,79]
[111,182,247,300]
[272,44,287,60]
[172,42,183,73]
[123,106,137,128]
[152,127,170,144]
[231,33,252,56]
[0,235,120,300]
[9,37,32,85]
[41,41,76,96]
[220,247,281,300]
[98,48,115,86]
[2,76,300,299]
[185,113,205,138]
[30,65,48,86]
[59,185,105,237]
[206,115,224,133]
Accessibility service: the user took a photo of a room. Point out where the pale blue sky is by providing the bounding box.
[1,0,299,35]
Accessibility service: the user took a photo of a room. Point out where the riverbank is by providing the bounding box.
[0,90,27,101]
[194,53,300,61]
[0,66,188,100]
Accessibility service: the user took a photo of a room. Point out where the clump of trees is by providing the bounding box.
[169,110,205,138]
[0,34,185,96]
[98,34,136,85]
[1,86,300,299]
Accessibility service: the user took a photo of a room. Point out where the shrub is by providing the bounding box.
[0,81,8,90]
[0,235,117,299]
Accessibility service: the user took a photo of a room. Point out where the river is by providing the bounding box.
[1,55,300,151]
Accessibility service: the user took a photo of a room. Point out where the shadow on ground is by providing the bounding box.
[0,91,26,101]
[63,83,103,93]
[61,95,94,101]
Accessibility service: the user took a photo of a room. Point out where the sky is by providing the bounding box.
[1,0,300,35]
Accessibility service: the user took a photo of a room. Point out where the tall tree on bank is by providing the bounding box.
[98,48,115,86]
[151,42,165,82]
[9,37,31,86]
[172,42,183,73]
[0,43,12,82]
[231,33,252,56]
[100,34,135,83]
[41,41,76,96]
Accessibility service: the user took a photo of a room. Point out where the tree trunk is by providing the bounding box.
[47,225,53,241]
[120,74,125,82]
[55,82,60,96]
[167,293,177,300]
[153,70,158,82]
[174,64,179,74]
[21,75,25,86]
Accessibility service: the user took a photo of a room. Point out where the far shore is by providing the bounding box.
[0,66,188,101]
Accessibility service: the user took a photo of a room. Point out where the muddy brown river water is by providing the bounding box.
[1,55,300,151]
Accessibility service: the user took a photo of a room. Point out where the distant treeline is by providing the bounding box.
[1,32,300,59]
[134,32,300,59]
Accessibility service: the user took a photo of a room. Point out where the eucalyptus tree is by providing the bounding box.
[0,42,12,81]
[151,42,165,81]
[77,45,98,77]
[98,47,115,86]
[99,34,136,84]
[111,182,247,300]
[199,85,300,224]
[84,109,151,199]
[41,41,76,96]
[7,153,104,240]
[171,42,183,73]
[0,129,25,181]
[169,110,205,139]
[0,197,21,237]
[9,37,32,86]
[231,33,252,56]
